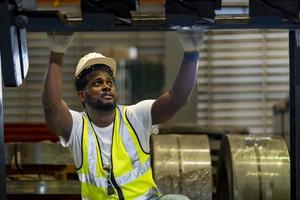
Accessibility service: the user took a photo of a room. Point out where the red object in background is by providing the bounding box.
[4,123,59,143]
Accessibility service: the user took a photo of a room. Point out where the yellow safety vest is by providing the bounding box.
[77,106,160,200]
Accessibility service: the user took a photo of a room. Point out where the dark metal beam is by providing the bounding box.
[25,20,300,32]
[0,2,299,200]
[0,0,24,87]
[0,46,6,200]
[0,1,7,199]
[24,20,300,32]
[15,11,300,32]
[289,30,300,200]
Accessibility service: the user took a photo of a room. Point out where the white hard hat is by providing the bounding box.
[75,52,116,78]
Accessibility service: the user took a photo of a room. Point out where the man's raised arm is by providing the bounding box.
[42,33,74,141]
[152,30,204,124]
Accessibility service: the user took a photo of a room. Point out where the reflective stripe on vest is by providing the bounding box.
[78,172,107,188]
[135,187,160,200]
[78,157,151,187]
[115,157,151,186]
[119,117,141,169]
[77,105,159,199]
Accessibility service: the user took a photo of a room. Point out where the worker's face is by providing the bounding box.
[79,70,117,111]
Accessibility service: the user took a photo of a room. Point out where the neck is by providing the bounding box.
[85,107,116,127]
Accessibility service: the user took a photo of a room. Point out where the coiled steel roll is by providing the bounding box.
[151,134,212,200]
[216,134,290,200]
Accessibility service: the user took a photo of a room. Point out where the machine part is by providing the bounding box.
[0,37,6,200]
[249,0,299,23]
[5,143,73,165]
[216,134,290,200]
[18,28,29,79]
[14,0,37,11]
[273,98,290,149]
[0,0,29,87]
[151,134,212,200]
[165,0,221,26]
[14,14,28,28]
[131,12,165,25]
[81,12,114,26]
[81,0,139,18]
[8,26,29,86]
[7,25,23,86]
[7,180,80,195]
[80,0,139,26]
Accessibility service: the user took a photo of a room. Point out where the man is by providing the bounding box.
[42,31,203,200]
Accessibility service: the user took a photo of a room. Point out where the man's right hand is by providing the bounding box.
[43,32,74,141]
[47,32,74,53]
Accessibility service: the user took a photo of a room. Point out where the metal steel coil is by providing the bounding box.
[151,134,212,200]
[216,134,290,200]
[7,180,80,195]
[5,143,73,165]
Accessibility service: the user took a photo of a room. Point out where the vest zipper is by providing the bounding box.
[85,109,125,199]
[105,169,115,196]
[110,107,125,200]
[110,170,124,200]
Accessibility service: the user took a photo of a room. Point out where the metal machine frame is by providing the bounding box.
[1,0,300,199]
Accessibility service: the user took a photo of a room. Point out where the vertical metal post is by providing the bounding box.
[0,1,9,198]
[289,30,300,200]
[0,56,6,199]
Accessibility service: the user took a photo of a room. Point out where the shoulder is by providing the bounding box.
[59,109,84,147]
[126,100,155,114]
[70,110,84,124]
[69,109,86,138]
[122,100,155,128]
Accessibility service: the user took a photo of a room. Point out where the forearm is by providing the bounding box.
[43,33,74,137]
[42,52,64,112]
[152,51,199,124]
[170,51,199,106]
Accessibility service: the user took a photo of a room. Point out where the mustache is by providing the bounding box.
[101,93,114,98]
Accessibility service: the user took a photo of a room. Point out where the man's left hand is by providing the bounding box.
[177,29,205,52]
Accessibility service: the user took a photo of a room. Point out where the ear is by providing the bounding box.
[77,90,86,103]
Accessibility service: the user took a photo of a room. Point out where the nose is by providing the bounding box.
[102,82,112,91]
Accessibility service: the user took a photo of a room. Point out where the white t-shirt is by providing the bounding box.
[59,100,158,169]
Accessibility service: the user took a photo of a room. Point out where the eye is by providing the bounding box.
[93,79,102,86]
[106,80,113,87]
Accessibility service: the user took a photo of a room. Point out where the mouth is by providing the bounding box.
[101,93,114,100]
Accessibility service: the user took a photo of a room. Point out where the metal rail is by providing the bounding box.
[289,30,300,200]
[24,16,300,32]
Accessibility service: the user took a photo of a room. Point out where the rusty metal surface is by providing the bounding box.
[151,134,212,200]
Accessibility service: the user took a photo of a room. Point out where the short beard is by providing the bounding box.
[85,96,117,112]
